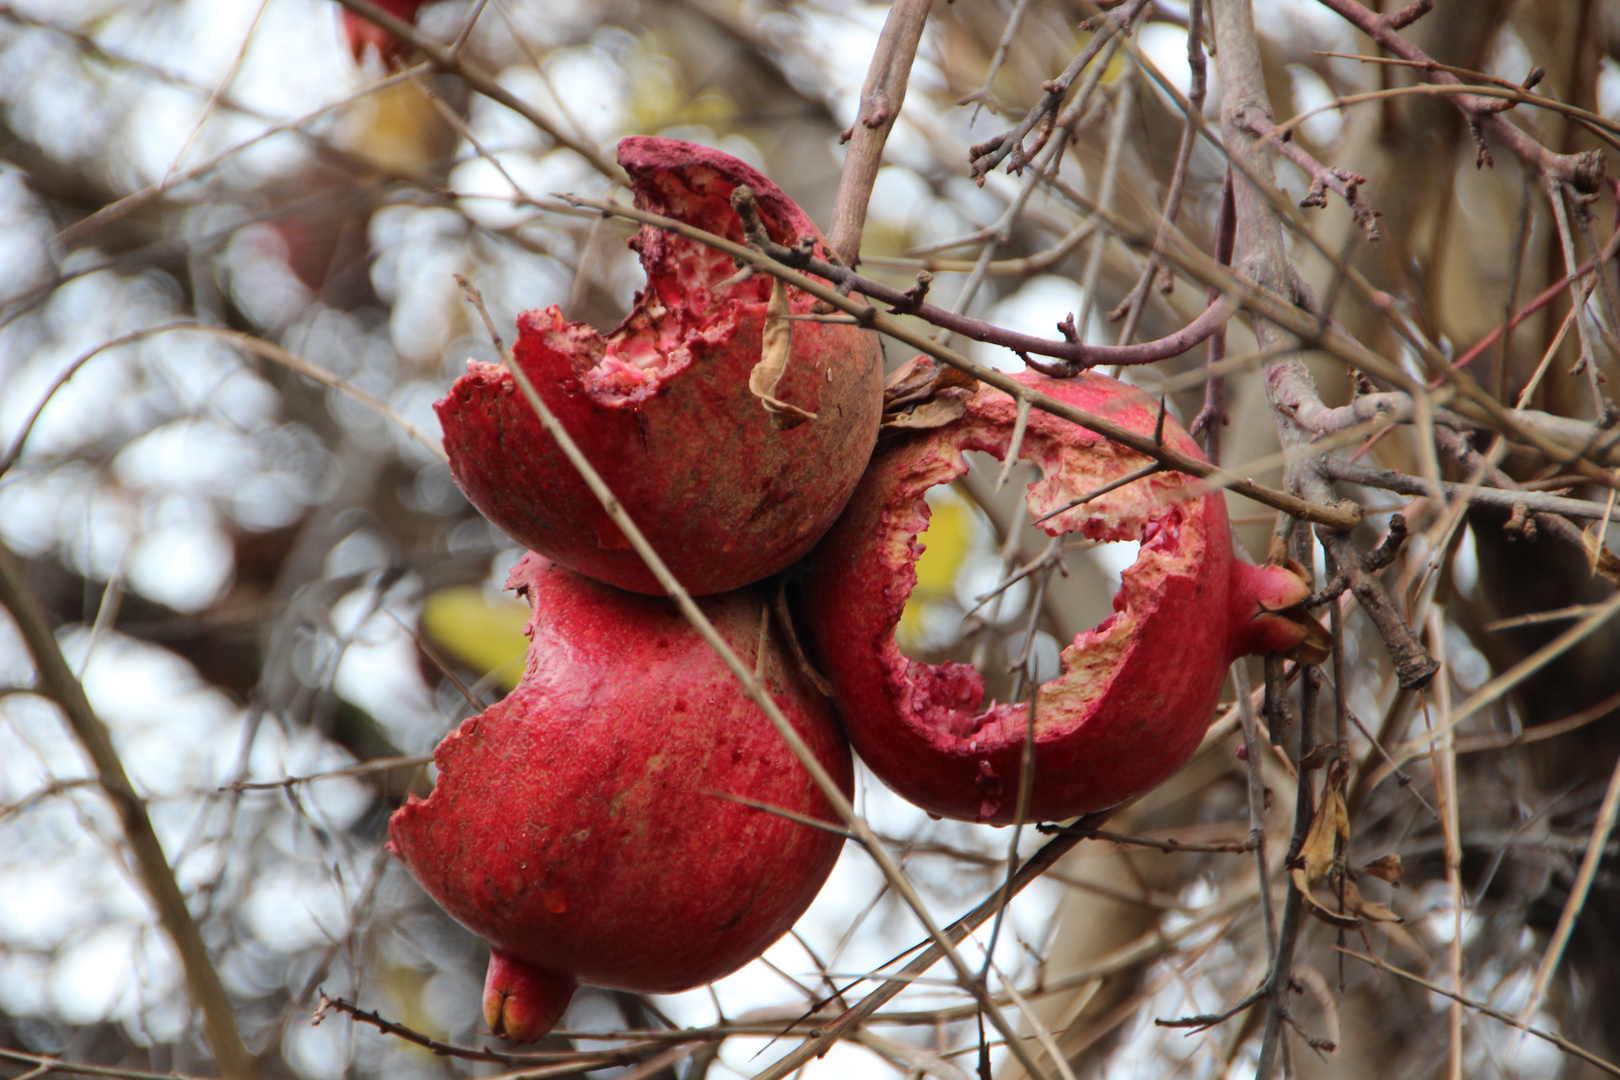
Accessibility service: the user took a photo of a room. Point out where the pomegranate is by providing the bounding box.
[341,0,428,63]
[388,554,853,1042]
[437,137,884,596]
[805,363,1315,824]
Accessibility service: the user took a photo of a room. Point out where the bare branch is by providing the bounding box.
[561,191,1360,529]
[830,0,933,266]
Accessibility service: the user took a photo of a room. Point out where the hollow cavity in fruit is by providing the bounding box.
[805,363,1313,824]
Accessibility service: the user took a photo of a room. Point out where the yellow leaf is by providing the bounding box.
[913,490,973,597]
[420,586,530,691]
[896,488,981,652]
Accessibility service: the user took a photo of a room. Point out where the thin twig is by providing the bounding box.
[54,61,436,249]
[968,0,1153,179]
[750,827,1097,1080]
[963,0,1036,122]
[1337,950,1620,1077]
[1111,0,1208,345]
[314,992,673,1067]
[557,192,1359,530]
[1425,611,1465,1080]
[219,755,433,792]
[0,1050,218,1080]
[1517,752,1620,1025]
[331,0,621,180]
[1034,823,1251,854]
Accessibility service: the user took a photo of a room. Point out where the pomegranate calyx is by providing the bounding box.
[1225,558,1326,662]
[483,952,577,1044]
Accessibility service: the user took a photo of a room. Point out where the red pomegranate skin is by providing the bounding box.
[437,137,884,596]
[805,366,1311,824]
[388,554,853,1038]
[342,0,427,62]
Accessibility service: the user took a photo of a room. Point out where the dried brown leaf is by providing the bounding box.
[882,355,978,416]
[1292,868,1363,929]
[1287,611,1333,666]
[883,354,938,401]
[1299,744,1335,772]
[750,278,817,430]
[1297,788,1349,886]
[1582,522,1620,586]
[1360,853,1405,886]
[881,392,971,430]
[1338,875,1403,923]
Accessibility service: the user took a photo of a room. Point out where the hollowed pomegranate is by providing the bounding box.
[805,364,1312,824]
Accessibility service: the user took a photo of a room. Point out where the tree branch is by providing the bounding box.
[829,0,933,266]
[1312,0,1603,188]
[1319,456,1620,523]
[561,191,1361,529]
[331,0,622,181]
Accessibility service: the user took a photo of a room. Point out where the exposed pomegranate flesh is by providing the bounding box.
[805,364,1313,824]
[437,137,883,596]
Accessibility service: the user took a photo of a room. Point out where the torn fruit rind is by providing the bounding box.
[436,137,882,596]
[806,365,1313,823]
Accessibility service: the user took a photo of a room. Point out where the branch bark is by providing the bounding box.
[829,0,933,266]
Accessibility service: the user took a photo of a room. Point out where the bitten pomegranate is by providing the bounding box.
[437,137,884,596]
[805,364,1315,824]
[388,554,853,1042]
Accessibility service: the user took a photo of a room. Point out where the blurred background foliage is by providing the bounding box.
[2,1,1620,1079]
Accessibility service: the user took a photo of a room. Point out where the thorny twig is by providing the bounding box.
[967,0,1154,180]
[1239,111,1381,239]
[721,195,1235,369]
[1311,0,1603,188]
